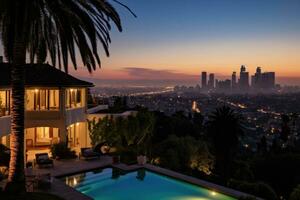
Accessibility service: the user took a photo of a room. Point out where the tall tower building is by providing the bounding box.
[241,65,246,73]
[252,67,262,89]
[262,72,275,89]
[231,72,237,88]
[201,72,207,89]
[208,73,215,89]
[239,65,249,90]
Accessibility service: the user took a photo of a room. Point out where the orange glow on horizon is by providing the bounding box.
[69,37,300,79]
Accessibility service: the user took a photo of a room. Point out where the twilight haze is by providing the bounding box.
[3,0,300,86]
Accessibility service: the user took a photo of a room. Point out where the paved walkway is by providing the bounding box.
[25,156,112,200]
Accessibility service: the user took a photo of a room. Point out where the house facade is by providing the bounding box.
[0,63,93,155]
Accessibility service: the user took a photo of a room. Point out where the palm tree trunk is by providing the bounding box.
[5,38,27,193]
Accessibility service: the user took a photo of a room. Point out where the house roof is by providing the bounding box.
[0,63,94,87]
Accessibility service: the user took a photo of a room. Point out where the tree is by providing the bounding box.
[87,110,155,157]
[289,185,300,200]
[87,116,121,148]
[0,0,134,192]
[207,106,244,180]
[154,135,214,174]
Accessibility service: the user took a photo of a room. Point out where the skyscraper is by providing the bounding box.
[261,72,275,89]
[231,72,237,88]
[201,72,207,89]
[208,73,215,89]
[216,79,231,92]
[252,67,262,89]
[251,67,275,90]
[239,65,249,90]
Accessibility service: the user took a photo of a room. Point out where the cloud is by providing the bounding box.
[122,67,198,80]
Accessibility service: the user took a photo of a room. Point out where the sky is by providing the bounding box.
[2,0,300,86]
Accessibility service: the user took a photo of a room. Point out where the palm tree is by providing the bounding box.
[0,0,135,192]
[207,106,244,180]
[136,110,155,156]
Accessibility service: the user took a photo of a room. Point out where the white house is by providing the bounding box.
[0,62,94,158]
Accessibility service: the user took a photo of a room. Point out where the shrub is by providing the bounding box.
[239,196,257,200]
[231,160,254,182]
[252,154,300,197]
[119,150,136,165]
[153,135,214,174]
[289,185,300,200]
[50,142,77,159]
[0,144,9,167]
[228,179,278,200]
[0,171,4,181]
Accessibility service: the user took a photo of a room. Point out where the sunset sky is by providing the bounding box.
[2,0,300,85]
[72,0,300,84]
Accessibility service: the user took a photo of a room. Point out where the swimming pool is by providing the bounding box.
[62,168,236,200]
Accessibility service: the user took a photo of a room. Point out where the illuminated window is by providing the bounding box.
[26,127,59,147]
[0,90,11,117]
[67,123,80,147]
[26,89,59,111]
[65,89,85,109]
[36,127,50,141]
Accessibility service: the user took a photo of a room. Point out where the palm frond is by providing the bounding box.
[0,0,135,72]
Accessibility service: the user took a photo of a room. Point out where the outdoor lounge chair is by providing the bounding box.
[35,153,54,168]
[80,148,101,160]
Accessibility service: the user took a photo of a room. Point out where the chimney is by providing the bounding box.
[0,56,3,63]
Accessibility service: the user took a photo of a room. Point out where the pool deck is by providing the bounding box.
[26,156,262,200]
[25,156,113,200]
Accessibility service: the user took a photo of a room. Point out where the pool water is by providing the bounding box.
[62,168,236,200]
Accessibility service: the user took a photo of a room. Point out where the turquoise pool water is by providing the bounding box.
[62,168,236,200]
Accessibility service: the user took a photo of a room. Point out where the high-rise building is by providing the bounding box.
[239,65,249,90]
[208,73,215,89]
[241,65,246,73]
[261,72,275,89]
[251,67,275,90]
[216,79,231,91]
[201,72,207,89]
[252,67,262,89]
[231,72,237,88]
[215,79,219,89]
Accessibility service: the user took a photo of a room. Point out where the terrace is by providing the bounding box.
[19,156,257,200]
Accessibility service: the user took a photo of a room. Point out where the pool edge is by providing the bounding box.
[56,163,262,200]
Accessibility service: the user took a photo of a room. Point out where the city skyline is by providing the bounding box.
[200,65,276,93]
[1,0,300,85]
[68,0,300,84]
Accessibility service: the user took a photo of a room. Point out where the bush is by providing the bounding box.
[153,135,214,174]
[231,160,254,182]
[119,150,136,165]
[252,154,300,197]
[0,144,10,167]
[0,166,7,182]
[228,179,278,200]
[289,185,300,200]
[0,171,4,182]
[50,142,77,159]
[239,196,257,200]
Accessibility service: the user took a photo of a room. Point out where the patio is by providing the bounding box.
[22,156,258,200]
[25,155,113,200]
